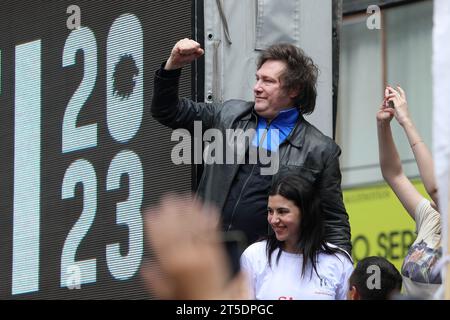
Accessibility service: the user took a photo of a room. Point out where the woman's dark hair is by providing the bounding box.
[257,43,319,115]
[266,175,340,279]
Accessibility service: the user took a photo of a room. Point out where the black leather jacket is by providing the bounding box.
[151,67,352,253]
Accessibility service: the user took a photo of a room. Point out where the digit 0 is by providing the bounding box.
[106,14,144,143]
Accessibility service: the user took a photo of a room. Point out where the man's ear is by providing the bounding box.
[288,89,300,99]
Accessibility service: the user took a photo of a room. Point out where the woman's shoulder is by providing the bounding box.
[242,240,267,256]
[320,243,354,265]
[240,240,269,270]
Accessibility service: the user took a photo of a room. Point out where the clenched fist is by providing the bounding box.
[164,38,204,70]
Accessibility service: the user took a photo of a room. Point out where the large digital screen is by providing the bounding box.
[0,0,197,299]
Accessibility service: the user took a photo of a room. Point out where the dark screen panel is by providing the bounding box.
[0,0,195,299]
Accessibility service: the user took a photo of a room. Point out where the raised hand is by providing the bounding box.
[376,88,395,123]
[142,195,249,300]
[164,38,204,70]
[385,86,411,127]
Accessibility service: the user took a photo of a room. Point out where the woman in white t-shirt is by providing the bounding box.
[240,175,354,300]
[377,86,442,299]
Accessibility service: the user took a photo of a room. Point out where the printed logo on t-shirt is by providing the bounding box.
[320,277,332,288]
[314,276,336,297]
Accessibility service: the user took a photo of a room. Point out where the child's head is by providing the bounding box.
[348,256,402,300]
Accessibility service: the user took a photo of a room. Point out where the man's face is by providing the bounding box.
[253,60,297,120]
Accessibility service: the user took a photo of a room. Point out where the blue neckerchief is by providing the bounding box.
[252,107,299,151]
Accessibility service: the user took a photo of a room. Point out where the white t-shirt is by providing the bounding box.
[401,198,442,299]
[240,240,354,300]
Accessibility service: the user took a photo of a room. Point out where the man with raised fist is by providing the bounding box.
[151,38,351,253]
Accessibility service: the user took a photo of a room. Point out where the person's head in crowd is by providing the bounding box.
[348,256,402,300]
[266,175,340,278]
[254,43,319,119]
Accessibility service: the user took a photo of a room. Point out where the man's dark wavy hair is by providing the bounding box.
[257,43,319,115]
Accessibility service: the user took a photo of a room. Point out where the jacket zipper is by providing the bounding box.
[227,120,270,231]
